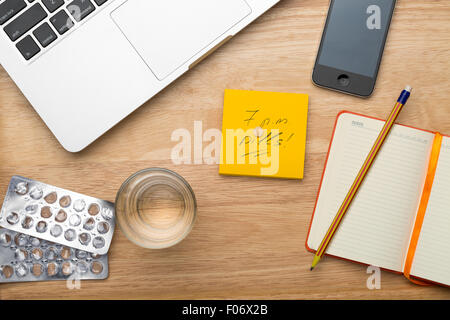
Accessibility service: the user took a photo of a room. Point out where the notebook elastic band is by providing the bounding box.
[403,133,442,286]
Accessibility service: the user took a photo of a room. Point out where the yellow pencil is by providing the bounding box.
[310,86,412,271]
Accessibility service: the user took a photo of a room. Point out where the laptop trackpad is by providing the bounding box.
[111,0,252,80]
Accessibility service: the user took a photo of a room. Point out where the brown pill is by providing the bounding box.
[44,192,57,204]
[55,209,67,223]
[41,206,52,219]
[31,247,43,260]
[78,232,91,246]
[83,217,95,231]
[59,195,71,208]
[60,247,71,260]
[22,216,34,229]
[61,262,73,276]
[32,263,43,277]
[2,265,13,278]
[47,262,58,276]
[91,261,103,274]
[14,234,28,246]
[0,232,11,246]
[88,203,100,216]
[36,221,47,233]
[6,212,19,225]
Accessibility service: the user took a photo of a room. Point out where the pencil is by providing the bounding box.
[310,86,413,271]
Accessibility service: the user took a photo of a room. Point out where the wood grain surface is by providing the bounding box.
[0,0,449,299]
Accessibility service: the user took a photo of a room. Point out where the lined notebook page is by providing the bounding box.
[308,113,434,272]
[411,136,450,286]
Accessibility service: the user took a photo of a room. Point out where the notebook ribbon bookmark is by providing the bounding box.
[403,133,443,286]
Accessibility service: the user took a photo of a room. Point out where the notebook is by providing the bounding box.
[306,111,450,287]
[219,89,309,179]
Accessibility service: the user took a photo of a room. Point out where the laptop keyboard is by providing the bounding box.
[0,0,109,61]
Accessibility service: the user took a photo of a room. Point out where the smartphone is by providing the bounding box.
[312,0,396,97]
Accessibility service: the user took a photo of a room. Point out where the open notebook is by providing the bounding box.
[306,111,450,287]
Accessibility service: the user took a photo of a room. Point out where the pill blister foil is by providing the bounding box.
[0,227,108,283]
[0,176,115,255]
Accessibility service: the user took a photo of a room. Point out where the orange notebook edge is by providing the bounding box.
[305,111,450,287]
[403,133,442,286]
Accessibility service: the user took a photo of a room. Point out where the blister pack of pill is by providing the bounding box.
[0,176,115,255]
[0,228,108,283]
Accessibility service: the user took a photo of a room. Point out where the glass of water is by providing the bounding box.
[115,168,197,249]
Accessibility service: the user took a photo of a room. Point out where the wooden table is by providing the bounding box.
[0,0,449,299]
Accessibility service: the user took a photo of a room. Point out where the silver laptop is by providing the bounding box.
[0,0,279,152]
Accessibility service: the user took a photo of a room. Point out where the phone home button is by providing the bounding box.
[337,74,350,87]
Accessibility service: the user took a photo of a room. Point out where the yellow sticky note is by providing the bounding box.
[219,89,308,179]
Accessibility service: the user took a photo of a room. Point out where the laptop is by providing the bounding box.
[0,0,280,152]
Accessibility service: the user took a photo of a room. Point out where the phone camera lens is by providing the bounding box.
[337,74,350,87]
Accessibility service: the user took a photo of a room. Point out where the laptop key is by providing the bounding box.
[3,3,47,41]
[93,0,108,5]
[67,0,95,22]
[16,35,40,60]
[42,0,65,13]
[50,10,74,35]
[0,0,27,26]
[33,22,57,47]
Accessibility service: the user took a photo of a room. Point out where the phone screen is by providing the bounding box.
[318,0,395,78]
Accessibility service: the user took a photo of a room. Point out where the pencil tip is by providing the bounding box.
[310,267,314,271]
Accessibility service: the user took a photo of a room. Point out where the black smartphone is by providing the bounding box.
[312,0,396,97]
